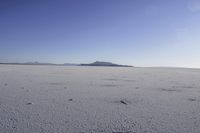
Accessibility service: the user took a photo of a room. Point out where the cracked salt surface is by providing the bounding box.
[0,65,200,133]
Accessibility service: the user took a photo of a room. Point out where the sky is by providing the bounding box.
[1,0,200,67]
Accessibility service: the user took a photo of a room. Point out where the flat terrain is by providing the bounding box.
[0,65,200,133]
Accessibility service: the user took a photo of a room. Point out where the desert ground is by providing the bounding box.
[0,65,200,133]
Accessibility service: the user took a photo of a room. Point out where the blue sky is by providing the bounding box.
[1,0,200,67]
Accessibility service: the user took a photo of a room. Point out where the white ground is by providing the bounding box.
[0,65,200,133]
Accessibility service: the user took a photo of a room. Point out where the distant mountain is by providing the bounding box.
[63,63,79,66]
[0,61,133,67]
[80,61,133,67]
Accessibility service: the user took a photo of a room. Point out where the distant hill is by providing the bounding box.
[80,61,133,67]
[63,63,79,66]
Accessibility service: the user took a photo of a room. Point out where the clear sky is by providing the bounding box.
[1,0,200,67]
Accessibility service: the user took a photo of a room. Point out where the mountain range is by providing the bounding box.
[0,61,133,67]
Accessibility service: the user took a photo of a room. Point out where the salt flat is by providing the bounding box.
[0,65,200,133]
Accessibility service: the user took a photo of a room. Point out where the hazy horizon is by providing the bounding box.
[1,0,200,68]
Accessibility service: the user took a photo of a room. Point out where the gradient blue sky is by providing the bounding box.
[1,0,200,67]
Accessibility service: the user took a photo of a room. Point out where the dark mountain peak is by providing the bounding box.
[81,61,133,67]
